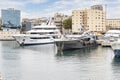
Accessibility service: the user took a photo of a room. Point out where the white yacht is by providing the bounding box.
[13,34,54,46]
[13,23,61,46]
[101,30,120,47]
[27,23,61,39]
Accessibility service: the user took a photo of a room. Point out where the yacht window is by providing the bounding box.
[33,28,56,30]
[31,33,38,34]
[30,37,50,39]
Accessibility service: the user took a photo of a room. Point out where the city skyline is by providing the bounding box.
[0,0,120,19]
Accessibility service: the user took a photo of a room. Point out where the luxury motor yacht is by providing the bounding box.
[55,31,98,50]
[13,34,54,46]
[13,22,61,46]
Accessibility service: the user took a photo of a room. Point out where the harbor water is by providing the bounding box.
[0,41,120,80]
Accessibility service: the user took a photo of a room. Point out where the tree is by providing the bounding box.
[62,17,72,29]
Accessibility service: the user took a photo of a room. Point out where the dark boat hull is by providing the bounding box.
[55,39,97,50]
[113,49,120,57]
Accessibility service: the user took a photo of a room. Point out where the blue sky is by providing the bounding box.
[0,0,120,19]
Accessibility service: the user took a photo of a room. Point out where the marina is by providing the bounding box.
[0,41,120,80]
[0,1,119,80]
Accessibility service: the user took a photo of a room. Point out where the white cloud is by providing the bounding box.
[0,0,48,18]
[0,0,120,18]
[0,0,48,10]
[107,7,120,19]
[0,0,25,9]
[28,0,48,3]
[47,0,120,19]
[21,12,31,18]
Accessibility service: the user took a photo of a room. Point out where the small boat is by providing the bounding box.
[111,39,120,57]
[101,37,116,47]
[101,30,120,47]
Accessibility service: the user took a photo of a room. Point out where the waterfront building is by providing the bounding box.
[39,17,48,23]
[22,17,48,25]
[54,13,63,29]
[1,8,21,29]
[0,8,21,40]
[21,22,32,32]
[0,30,20,40]
[72,5,106,33]
[22,17,48,32]
[21,21,38,32]
[91,5,103,11]
[106,19,120,30]
[53,13,70,33]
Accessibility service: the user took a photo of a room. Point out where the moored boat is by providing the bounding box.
[13,21,61,46]
[111,39,120,57]
[101,30,120,47]
[55,31,98,50]
[55,37,97,50]
[13,34,54,46]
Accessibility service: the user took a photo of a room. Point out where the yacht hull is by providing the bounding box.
[13,35,54,46]
[56,39,97,50]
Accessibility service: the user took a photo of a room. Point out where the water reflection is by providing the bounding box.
[56,47,100,62]
[0,41,119,80]
[0,41,57,80]
[0,41,22,80]
[21,44,56,54]
[112,57,120,80]
[56,47,96,55]
[55,46,114,80]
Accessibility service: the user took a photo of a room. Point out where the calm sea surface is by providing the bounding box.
[0,41,120,80]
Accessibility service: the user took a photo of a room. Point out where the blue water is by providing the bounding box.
[0,41,120,80]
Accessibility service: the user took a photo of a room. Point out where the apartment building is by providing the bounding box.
[22,17,47,25]
[91,5,103,11]
[54,13,69,28]
[54,13,70,33]
[87,9,106,32]
[72,9,89,33]
[106,19,120,30]
[72,5,106,33]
